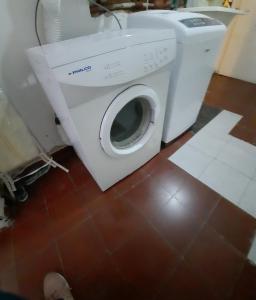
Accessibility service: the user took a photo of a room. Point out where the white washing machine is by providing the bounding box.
[128,11,226,143]
[27,29,176,191]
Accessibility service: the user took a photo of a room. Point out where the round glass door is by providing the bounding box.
[100,85,160,157]
[110,97,152,149]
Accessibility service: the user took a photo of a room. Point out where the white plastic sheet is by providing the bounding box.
[0,89,39,172]
[41,0,104,43]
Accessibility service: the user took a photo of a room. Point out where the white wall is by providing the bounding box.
[0,0,63,153]
[217,0,256,83]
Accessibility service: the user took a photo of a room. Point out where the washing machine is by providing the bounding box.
[27,29,176,191]
[128,11,226,143]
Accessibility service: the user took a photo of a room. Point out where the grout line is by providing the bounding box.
[197,156,216,180]
[178,195,247,299]
[182,196,222,258]
[100,194,186,297]
[53,240,65,275]
[236,178,253,207]
[154,256,185,297]
[116,172,151,198]
[169,121,255,216]
[173,136,253,181]
[227,260,247,299]
[216,157,256,179]
[197,131,256,179]
[198,158,252,205]
[89,216,111,257]
[145,218,181,258]
[154,175,187,201]
[43,195,50,217]
[122,193,181,257]
[188,129,231,156]
[208,224,250,259]
[67,172,77,191]
[106,225,148,256]
[14,240,57,268]
[126,188,215,262]
[53,215,92,242]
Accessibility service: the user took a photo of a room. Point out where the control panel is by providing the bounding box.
[53,38,176,87]
[143,45,170,74]
[179,17,222,28]
[103,61,124,80]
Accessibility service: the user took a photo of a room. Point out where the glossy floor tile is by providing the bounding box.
[156,260,219,300]
[174,175,220,220]
[186,225,245,298]
[57,219,108,280]
[209,199,256,255]
[1,75,256,299]
[92,196,148,252]
[231,260,256,300]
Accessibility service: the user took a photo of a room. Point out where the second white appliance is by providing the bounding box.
[28,29,176,190]
[128,11,226,143]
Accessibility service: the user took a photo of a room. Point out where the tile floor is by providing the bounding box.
[169,110,256,207]
[0,74,256,300]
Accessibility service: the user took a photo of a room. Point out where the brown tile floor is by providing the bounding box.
[1,74,256,300]
[206,74,256,145]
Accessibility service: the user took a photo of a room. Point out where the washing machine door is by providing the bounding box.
[100,85,160,158]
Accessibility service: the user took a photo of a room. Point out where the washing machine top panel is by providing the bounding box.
[129,11,226,43]
[28,29,176,87]
[37,28,175,69]
[53,38,175,87]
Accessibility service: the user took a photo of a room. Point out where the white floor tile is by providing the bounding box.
[169,109,255,213]
[217,137,256,178]
[248,235,256,265]
[188,130,229,158]
[169,144,213,178]
[239,180,256,218]
[200,160,250,204]
[203,110,242,135]
[228,136,256,157]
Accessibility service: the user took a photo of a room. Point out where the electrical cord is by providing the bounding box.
[14,163,50,183]
[35,0,42,46]
[87,0,122,29]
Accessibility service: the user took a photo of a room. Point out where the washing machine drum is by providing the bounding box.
[100,85,160,158]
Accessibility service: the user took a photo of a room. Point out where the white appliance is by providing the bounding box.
[128,11,226,143]
[27,29,176,191]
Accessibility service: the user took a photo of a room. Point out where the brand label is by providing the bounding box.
[68,66,92,76]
